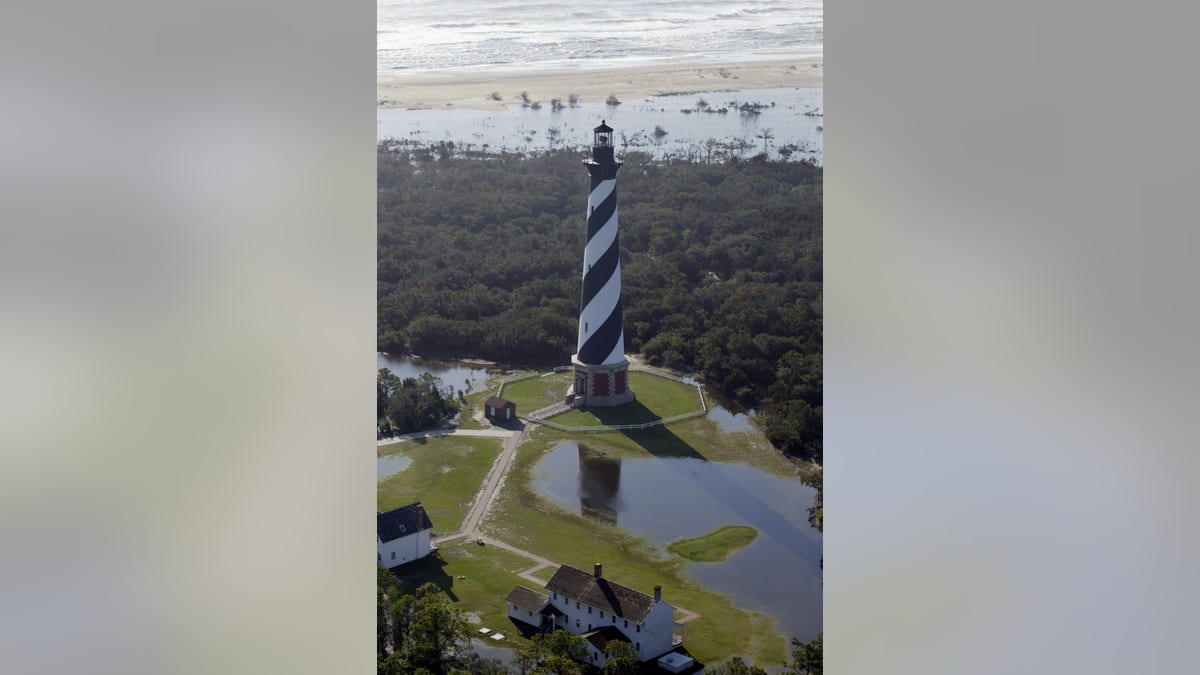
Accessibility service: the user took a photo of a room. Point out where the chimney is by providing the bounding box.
[594,563,603,579]
[415,503,426,529]
[654,585,662,602]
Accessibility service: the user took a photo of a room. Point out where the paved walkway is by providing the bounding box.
[433,424,527,545]
[377,427,517,447]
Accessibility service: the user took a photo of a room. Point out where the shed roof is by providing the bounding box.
[545,565,659,624]
[505,586,549,613]
[377,502,433,543]
[484,396,514,409]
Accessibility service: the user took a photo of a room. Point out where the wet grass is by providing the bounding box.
[377,435,503,534]
[386,539,539,648]
[667,525,760,563]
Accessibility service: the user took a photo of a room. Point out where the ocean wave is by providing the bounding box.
[378,0,822,72]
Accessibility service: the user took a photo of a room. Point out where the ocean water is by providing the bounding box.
[378,0,823,72]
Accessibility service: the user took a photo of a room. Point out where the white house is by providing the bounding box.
[505,563,680,664]
[377,502,434,568]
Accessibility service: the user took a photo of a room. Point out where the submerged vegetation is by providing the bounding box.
[378,146,821,461]
[377,369,460,437]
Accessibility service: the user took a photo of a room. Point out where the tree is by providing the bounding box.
[377,576,474,675]
[785,634,822,675]
[378,370,461,436]
[398,583,472,674]
[603,640,638,674]
[450,652,509,674]
[517,630,588,674]
[379,368,402,420]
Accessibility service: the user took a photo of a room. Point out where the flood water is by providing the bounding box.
[378,86,823,164]
[377,353,494,394]
[703,387,758,433]
[377,454,413,481]
[532,441,822,640]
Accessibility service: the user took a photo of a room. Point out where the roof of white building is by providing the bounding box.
[505,586,549,613]
[377,502,433,543]
[545,564,661,624]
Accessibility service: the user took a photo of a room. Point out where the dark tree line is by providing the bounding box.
[377,369,461,437]
[378,145,822,461]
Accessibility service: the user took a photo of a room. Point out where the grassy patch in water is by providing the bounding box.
[667,525,760,562]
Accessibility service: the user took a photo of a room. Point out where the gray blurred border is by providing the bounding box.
[827,0,1200,673]
[0,1,376,674]
[4,0,1200,673]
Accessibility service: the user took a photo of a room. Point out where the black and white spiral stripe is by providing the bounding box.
[576,173,625,365]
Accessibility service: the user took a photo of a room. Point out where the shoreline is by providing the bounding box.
[378,56,823,110]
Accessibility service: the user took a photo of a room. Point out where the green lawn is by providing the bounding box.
[667,525,760,563]
[477,426,791,667]
[551,371,705,427]
[377,435,503,534]
[386,539,541,649]
[497,371,571,413]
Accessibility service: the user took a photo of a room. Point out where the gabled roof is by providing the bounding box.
[484,396,513,409]
[545,565,660,624]
[377,503,433,543]
[540,604,563,618]
[505,586,549,613]
[582,625,629,651]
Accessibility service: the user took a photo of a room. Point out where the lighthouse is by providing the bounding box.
[568,121,634,407]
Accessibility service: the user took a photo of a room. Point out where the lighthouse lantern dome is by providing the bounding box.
[593,120,614,148]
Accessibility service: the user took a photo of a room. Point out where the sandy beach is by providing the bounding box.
[378,57,823,110]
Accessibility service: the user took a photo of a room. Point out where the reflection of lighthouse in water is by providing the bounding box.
[577,444,621,526]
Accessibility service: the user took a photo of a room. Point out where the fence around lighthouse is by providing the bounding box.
[494,364,708,432]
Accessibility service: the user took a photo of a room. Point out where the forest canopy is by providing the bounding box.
[378,145,822,461]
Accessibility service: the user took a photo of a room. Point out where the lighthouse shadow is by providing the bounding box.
[587,402,705,461]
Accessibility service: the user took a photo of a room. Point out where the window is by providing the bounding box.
[576,601,580,609]
[588,607,592,614]
[636,624,640,633]
[390,552,395,559]
[377,553,381,561]
[636,642,640,651]
[587,624,591,630]
[576,619,580,628]
[623,619,628,628]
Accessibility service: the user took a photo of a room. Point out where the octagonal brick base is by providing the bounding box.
[566,355,635,407]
